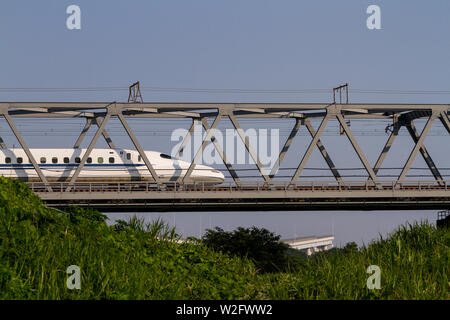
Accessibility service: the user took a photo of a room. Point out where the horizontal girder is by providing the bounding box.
[0,102,448,119]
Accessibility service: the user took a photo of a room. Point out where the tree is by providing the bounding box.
[202,226,289,273]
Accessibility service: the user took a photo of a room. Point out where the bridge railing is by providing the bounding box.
[26,179,449,193]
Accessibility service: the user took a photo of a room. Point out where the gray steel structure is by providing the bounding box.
[0,101,449,212]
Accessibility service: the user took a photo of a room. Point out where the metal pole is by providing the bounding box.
[2,113,52,192]
[270,118,301,178]
[66,113,112,191]
[290,115,330,184]
[336,113,382,189]
[406,121,443,186]
[73,117,93,148]
[175,118,198,158]
[396,115,436,186]
[182,114,222,183]
[228,113,273,184]
[117,112,162,186]
[201,117,241,187]
[373,121,400,175]
[304,118,343,184]
[94,117,116,149]
[0,136,6,149]
[439,111,450,134]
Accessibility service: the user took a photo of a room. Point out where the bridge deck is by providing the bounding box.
[29,180,450,212]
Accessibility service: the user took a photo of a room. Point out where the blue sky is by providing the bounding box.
[1,0,450,102]
[0,1,449,245]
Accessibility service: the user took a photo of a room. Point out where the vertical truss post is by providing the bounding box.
[175,118,199,158]
[304,118,343,184]
[201,117,241,187]
[73,118,93,148]
[227,112,273,185]
[290,114,330,184]
[66,112,112,191]
[0,111,52,191]
[373,115,400,175]
[270,118,301,178]
[396,114,437,187]
[336,111,382,189]
[406,120,444,186]
[117,112,162,187]
[181,114,222,183]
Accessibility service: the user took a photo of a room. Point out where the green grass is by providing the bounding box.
[0,176,448,299]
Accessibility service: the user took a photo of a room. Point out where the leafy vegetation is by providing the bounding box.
[0,177,448,299]
[202,226,290,273]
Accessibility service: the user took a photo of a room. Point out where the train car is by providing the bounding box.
[0,148,225,184]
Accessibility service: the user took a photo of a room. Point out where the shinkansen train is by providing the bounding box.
[0,148,225,184]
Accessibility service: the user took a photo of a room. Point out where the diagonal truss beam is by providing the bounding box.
[201,117,241,187]
[396,115,436,186]
[175,118,199,158]
[439,111,450,134]
[0,136,6,149]
[94,117,116,149]
[304,118,343,184]
[1,113,52,191]
[406,121,444,186]
[373,119,400,175]
[66,113,112,191]
[73,118,92,148]
[336,113,382,189]
[290,115,330,184]
[181,114,222,183]
[73,117,116,149]
[270,118,301,178]
[117,112,162,186]
[228,113,273,184]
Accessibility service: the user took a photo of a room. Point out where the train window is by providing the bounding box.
[40,157,46,164]
[98,157,104,164]
[17,157,23,164]
[75,157,81,164]
[109,157,115,164]
[87,157,92,164]
[5,157,11,164]
[64,157,69,164]
[52,157,58,164]
[126,153,131,160]
[160,154,172,159]
[138,155,141,162]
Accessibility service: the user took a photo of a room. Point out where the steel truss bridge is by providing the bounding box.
[0,98,449,212]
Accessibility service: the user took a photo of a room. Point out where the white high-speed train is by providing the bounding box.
[0,148,225,184]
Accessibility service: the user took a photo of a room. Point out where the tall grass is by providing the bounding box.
[0,176,448,299]
[262,221,449,299]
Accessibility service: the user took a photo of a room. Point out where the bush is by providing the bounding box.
[202,226,290,273]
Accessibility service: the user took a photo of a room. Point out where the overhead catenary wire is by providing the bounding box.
[1,86,450,95]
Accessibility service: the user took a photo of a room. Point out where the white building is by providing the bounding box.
[283,235,334,256]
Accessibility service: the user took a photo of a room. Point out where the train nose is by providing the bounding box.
[211,169,225,182]
[191,165,224,184]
